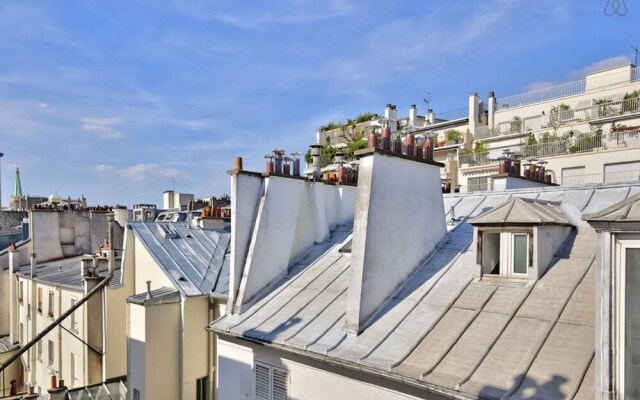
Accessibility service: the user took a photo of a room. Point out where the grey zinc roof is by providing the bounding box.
[211,183,640,399]
[468,197,572,226]
[129,222,230,297]
[583,192,640,222]
[127,287,181,306]
[15,256,122,290]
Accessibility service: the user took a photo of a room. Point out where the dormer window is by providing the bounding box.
[480,230,532,278]
[471,198,573,281]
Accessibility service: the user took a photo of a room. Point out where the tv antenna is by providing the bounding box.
[632,45,639,67]
[423,91,431,107]
[171,177,175,191]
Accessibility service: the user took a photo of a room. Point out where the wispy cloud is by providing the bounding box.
[81,117,124,139]
[569,55,631,79]
[97,163,189,181]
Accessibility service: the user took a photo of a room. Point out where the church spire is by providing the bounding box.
[13,165,22,198]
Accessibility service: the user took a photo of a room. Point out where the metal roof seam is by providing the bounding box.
[420,285,500,379]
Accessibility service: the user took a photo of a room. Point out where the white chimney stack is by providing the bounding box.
[409,104,417,128]
[345,148,447,333]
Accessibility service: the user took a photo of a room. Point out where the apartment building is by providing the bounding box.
[0,206,128,396]
[211,149,640,399]
[460,63,640,192]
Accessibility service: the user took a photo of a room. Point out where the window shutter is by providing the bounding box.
[255,364,270,400]
[272,368,289,400]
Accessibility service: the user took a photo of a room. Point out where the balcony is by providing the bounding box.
[476,96,640,140]
[460,129,640,167]
[496,67,639,110]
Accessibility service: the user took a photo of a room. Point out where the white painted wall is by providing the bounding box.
[216,337,445,400]
[234,175,355,312]
[347,152,446,332]
[229,172,263,309]
[534,226,572,277]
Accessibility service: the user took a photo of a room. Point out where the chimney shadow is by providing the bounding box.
[477,373,569,400]
[243,317,303,343]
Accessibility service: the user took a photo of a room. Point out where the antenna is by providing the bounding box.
[632,45,639,67]
[171,177,175,192]
[423,91,431,107]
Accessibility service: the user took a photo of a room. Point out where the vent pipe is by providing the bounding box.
[234,157,243,170]
[405,133,415,156]
[264,154,274,174]
[424,136,434,161]
[273,148,284,174]
[146,280,152,300]
[291,152,302,176]
[381,127,391,150]
[107,213,115,275]
[283,156,292,175]
[30,252,36,279]
[309,144,323,179]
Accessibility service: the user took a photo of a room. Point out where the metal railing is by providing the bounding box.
[460,129,640,167]
[434,107,468,122]
[559,170,640,187]
[477,96,640,139]
[496,67,639,110]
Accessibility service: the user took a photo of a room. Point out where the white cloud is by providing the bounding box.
[569,55,631,79]
[526,81,556,91]
[97,163,189,182]
[96,164,114,172]
[121,163,158,180]
[81,117,124,139]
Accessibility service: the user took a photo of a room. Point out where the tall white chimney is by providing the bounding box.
[408,104,417,128]
[345,148,447,333]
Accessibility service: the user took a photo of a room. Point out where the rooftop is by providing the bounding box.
[15,255,122,290]
[128,222,230,297]
[211,182,639,399]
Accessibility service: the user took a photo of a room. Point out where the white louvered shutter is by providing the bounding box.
[272,368,289,400]
[255,364,270,400]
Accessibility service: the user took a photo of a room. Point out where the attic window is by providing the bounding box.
[480,230,532,279]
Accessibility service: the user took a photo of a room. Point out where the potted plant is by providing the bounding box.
[444,129,461,145]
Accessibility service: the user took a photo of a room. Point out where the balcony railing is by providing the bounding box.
[559,170,640,187]
[460,129,640,167]
[434,107,468,122]
[475,96,640,140]
[496,67,639,110]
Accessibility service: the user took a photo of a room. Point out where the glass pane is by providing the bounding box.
[626,248,640,397]
[513,235,528,274]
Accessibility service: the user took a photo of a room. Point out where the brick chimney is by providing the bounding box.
[345,148,447,333]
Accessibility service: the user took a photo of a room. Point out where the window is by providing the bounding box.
[48,340,54,366]
[18,282,24,304]
[255,362,289,400]
[196,377,208,400]
[604,161,640,184]
[48,291,55,318]
[19,323,24,344]
[70,298,78,331]
[479,231,531,279]
[561,166,585,186]
[512,234,529,275]
[468,177,489,192]
[37,288,43,313]
[37,341,42,360]
[133,389,140,400]
[70,353,76,386]
[620,245,640,397]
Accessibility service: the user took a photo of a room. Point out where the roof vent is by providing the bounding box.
[146,281,152,300]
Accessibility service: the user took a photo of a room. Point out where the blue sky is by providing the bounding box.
[0,0,637,206]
